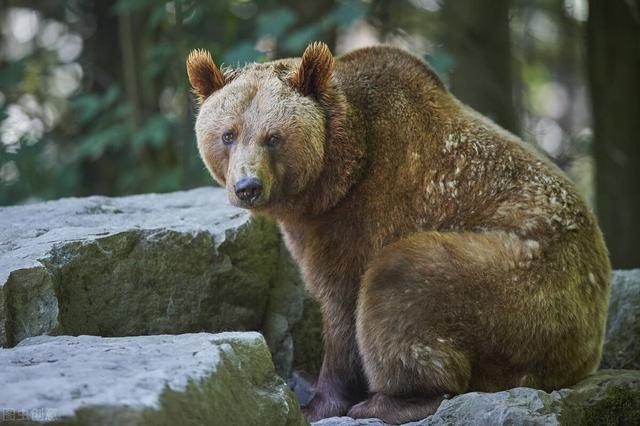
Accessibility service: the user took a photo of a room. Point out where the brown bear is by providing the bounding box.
[187,42,611,424]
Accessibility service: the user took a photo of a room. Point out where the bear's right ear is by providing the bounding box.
[186,49,225,104]
[287,41,334,100]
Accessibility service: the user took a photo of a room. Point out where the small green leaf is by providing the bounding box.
[281,23,326,53]
[132,115,171,152]
[149,4,168,29]
[113,0,153,14]
[0,60,26,90]
[331,0,367,26]
[256,7,297,39]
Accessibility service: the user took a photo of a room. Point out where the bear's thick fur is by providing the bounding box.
[188,43,611,424]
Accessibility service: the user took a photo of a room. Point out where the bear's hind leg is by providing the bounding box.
[350,231,531,423]
[348,393,444,425]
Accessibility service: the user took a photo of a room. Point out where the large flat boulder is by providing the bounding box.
[0,188,304,377]
[0,332,306,425]
[2,188,639,426]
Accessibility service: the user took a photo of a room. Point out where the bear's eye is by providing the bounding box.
[265,134,281,148]
[221,130,235,145]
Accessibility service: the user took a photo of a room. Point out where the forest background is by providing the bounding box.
[0,0,638,268]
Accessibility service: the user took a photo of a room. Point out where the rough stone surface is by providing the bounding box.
[601,269,640,370]
[313,370,640,426]
[0,188,304,377]
[2,189,639,425]
[0,332,306,425]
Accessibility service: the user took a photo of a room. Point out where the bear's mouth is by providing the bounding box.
[228,191,269,210]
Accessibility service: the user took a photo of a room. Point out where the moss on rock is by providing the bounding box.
[142,334,306,426]
[580,386,640,426]
[0,188,310,377]
[559,370,640,426]
[0,333,307,426]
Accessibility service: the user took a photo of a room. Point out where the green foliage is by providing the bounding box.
[0,0,594,206]
[257,8,297,39]
[425,49,455,82]
[71,87,121,125]
[566,386,640,426]
[0,60,25,90]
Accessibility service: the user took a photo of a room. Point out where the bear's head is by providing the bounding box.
[187,42,338,213]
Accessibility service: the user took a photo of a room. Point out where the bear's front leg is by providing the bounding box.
[303,295,368,421]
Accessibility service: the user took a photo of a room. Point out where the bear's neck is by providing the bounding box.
[273,88,368,223]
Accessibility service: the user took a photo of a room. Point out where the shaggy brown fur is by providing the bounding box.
[188,42,611,424]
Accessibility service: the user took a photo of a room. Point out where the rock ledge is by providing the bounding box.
[0,332,306,425]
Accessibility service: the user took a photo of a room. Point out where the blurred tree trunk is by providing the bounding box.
[118,8,141,129]
[587,0,640,269]
[370,0,393,37]
[80,0,122,197]
[175,0,197,189]
[553,1,582,171]
[442,0,519,135]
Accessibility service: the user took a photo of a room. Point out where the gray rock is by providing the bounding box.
[2,188,639,426]
[0,332,305,425]
[420,387,562,426]
[312,370,640,425]
[0,188,304,377]
[601,269,640,370]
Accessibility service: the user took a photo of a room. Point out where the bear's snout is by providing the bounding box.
[234,177,263,206]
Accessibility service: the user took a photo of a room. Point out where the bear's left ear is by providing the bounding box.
[287,41,334,100]
[186,48,225,103]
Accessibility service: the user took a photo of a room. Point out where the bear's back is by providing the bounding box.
[330,46,598,247]
[334,46,446,110]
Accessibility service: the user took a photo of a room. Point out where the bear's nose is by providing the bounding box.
[234,177,263,203]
